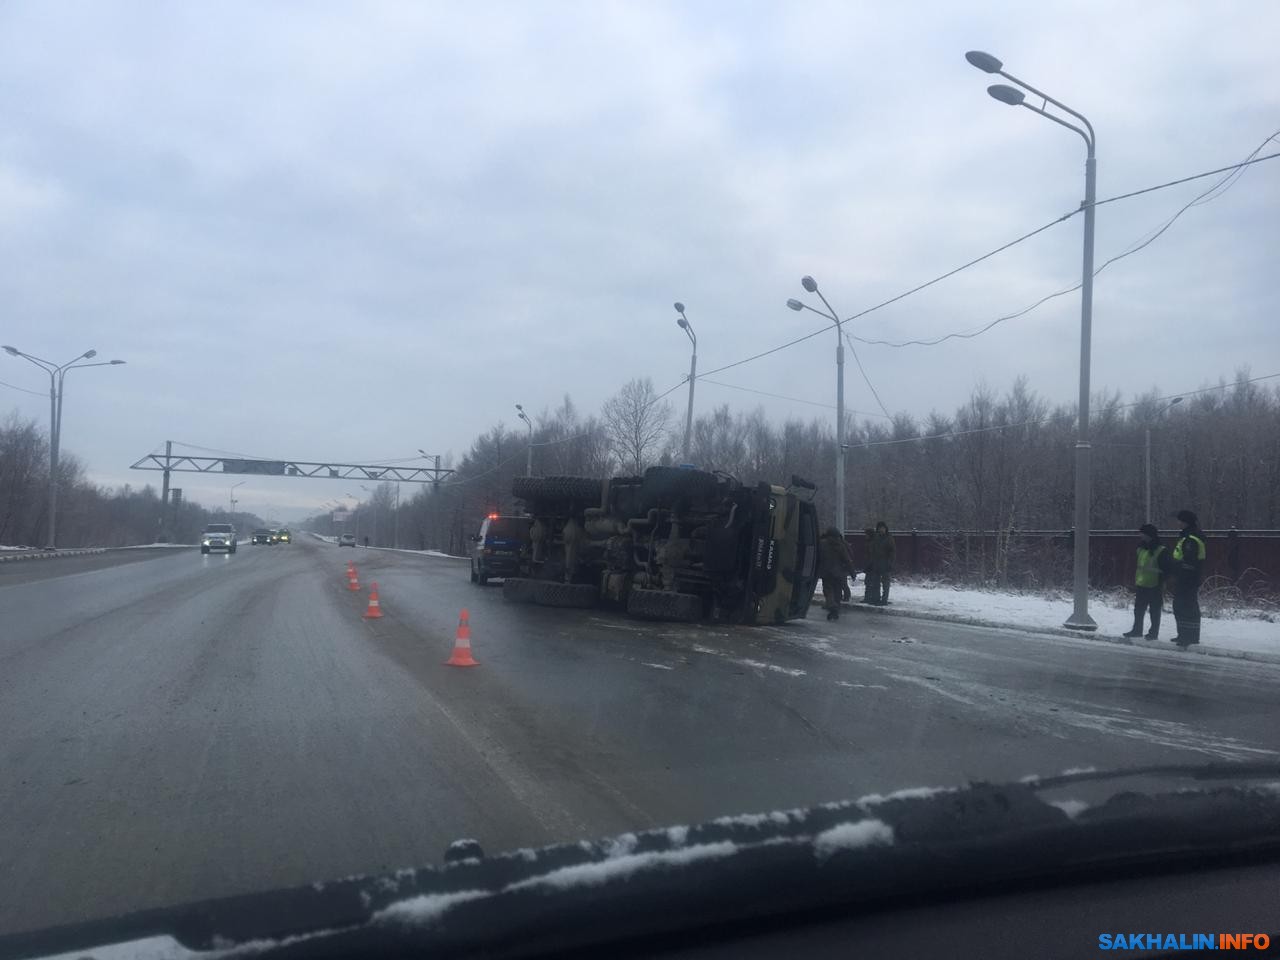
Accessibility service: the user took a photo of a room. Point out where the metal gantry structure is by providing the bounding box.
[132,444,456,541]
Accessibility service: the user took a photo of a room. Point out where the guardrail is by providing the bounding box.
[844,529,1279,590]
[0,548,108,564]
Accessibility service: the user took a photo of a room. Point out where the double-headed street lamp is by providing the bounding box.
[230,480,246,514]
[514,404,534,477]
[673,303,697,463]
[2,344,126,549]
[966,49,1099,631]
[1145,397,1183,523]
[787,277,847,533]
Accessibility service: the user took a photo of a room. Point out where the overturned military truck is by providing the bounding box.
[502,466,820,624]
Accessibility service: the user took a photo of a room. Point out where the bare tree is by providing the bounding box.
[602,378,671,474]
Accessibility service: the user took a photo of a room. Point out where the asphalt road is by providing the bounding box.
[2,535,1277,936]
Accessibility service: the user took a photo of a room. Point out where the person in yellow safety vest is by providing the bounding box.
[1166,509,1207,648]
[1123,524,1165,639]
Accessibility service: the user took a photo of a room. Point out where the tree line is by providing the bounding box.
[6,368,1274,568]
[304,369,1280,582]
[0,413,263,547]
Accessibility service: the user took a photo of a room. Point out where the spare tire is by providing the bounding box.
[626,587,703,623]
[502,578,539,604]
[512,475,603,506]
[529,580,599,609]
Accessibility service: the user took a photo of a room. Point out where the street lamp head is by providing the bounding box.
[109,359,126,365]
[83,349,97,359]
[965,50,1003,74]
[514,403,523,412]
[987,84,1025,106]
[786,299,804,312]
[2,345,18,356]
[800,276,818,294]
[673,302,685,314]
[1170,396,1184,406]
[676,316,688,329]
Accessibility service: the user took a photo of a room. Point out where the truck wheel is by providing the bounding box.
[626,587,703,623]
[529,580,598,609]
[201,547,209,555]
[512,475,603,506]
[639,466,720,510]
[470,562,478,584]
[503,578,538,604]
[478,568,489,586]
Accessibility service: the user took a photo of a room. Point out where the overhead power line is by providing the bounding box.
[852,132,1280,350]
[0,378,46,397]
[701,134,1279,374]
[698,376,893,419]
[698,210,1081,380]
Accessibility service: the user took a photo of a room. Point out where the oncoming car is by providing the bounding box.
[276,528,292,544]
[338,534,356,547]
[251,529,273,545]
[201,523,237,555]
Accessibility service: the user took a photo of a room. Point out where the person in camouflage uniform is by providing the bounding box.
[818,527,855,621]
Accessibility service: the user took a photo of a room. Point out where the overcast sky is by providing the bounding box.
[2,0,1277,520]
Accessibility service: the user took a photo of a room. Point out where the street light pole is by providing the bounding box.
[2,345,125,549]
[673,303,697,463]
[966,49,1098,631]
[1144,397,1183,522]
[515,405,534,477]
[230,480,246,515]
[787,277,847,533]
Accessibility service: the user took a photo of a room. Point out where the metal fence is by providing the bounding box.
[844,529,1280,591]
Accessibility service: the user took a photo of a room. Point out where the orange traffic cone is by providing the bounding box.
[346,560,355,577]
[348,568,361,591]
[363,582,384,619]
[446,609,478,667]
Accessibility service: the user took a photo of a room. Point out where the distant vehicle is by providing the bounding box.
[338,534,356,547]
[251,529,273,545]
[469,514,531,585]
[276,528,292,543]
[503,467,818,624]
[201,523,237,555]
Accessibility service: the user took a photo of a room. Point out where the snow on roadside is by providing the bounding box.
[821,577,1278,658]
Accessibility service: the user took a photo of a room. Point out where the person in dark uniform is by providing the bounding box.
[868,521,896,605]
[1167,510,1206,648]
[861,527,878,603]
[1123,524,1165,639]
[818,527,855,621]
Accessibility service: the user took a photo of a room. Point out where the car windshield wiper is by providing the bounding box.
[6,761,1280,960]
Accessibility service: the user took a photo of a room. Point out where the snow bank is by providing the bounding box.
[824,578,1279,659]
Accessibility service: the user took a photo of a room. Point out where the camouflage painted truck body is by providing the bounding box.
[502,466,820,625]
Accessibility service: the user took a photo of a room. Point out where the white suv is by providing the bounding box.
[201,523,237,555]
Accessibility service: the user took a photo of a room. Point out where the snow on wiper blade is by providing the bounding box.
[1020,760,1280,791]
[7,775,1280,960]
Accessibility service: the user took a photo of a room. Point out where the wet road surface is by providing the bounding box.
[2,535,1276,935]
